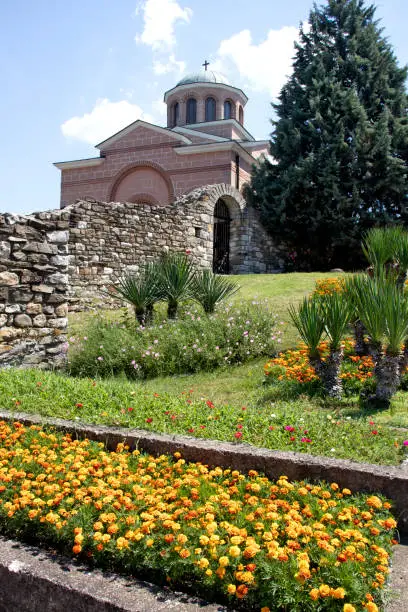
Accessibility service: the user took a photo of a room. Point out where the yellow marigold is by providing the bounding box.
[116,537,129,550]
[309,588,320,601]
[198,558,209,569]
[319,584,331,597]
[218,556,229,567]
[179,548,190,559]
[227,584,236,595]
[199,535,210,546]
[229,545,241,558]
[366,496,382,509]
[331,587,346,599]
[365,603,378,612]
[343,605,356,612]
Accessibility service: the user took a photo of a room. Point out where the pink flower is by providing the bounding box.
[403,440,408,446]
[234,432,243,439]
[285,426,295,432]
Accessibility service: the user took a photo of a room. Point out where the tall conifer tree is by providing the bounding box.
[247,0,408,269]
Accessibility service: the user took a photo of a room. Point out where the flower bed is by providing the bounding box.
[264,339,376,395]
[69,302,283,380]
[0,421,397,611]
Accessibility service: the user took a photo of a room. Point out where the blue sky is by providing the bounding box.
[1,0,407,214]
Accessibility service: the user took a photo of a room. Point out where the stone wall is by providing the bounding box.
[0,211,69,368]
[67,184,283,306]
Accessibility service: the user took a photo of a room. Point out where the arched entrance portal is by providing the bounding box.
[213,198,231,274]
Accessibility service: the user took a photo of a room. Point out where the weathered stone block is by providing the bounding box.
[46,230,69,244]
[55,304,68,317]
[48,272,69,286]
[48,317,68,329]
[32,314,47,327]
[14,314,33,328]
[0,242,11,259]
[32,284,54,294]
[26,302,42,315]
[0,272,19,286]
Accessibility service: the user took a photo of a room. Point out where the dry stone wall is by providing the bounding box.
[0,211,69,369]
[0,183,283,368]
[67,184,283,306]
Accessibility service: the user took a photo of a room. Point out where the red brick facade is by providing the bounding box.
[55,75,269,208]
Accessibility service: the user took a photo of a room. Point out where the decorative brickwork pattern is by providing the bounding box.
[0,211,69,369]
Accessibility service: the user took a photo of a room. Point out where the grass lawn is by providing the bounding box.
[1,272,407,466]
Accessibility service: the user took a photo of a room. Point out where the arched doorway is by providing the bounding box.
[213,198,231,273]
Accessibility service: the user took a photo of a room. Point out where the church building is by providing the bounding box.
[54,68,269,208]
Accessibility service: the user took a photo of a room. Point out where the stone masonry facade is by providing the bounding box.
[0,210,69,369]
[0,183,282,368]
[67,184,283,306]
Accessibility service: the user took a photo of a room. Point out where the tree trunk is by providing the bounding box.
[353,320,368,356]
[400,341,408,375]
[145,304,154,326]
[167,299,178,320]
[322,348,344,399]
[375,353,401,404]
[134,307,146,326]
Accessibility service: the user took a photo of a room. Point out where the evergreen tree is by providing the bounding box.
[247,0,408,270]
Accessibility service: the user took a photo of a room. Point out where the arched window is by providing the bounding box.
[205,97,216,121]
[224,100,232,120]
[186,98,197,124]
[172,102,179,127]
[238,105,244,125]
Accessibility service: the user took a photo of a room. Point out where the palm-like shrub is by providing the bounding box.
[319,292,352,398]
[290,294,351,399]
[352,275,408,405]
[157,252,196,319]
[362,227,395,277]
[191,270,239,313]
[111,263,161,325]
[389,225,408,288]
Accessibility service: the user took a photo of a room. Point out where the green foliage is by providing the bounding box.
[319,292,352,351]
[157,252,196,319]
[111,263,161,325]
[191,270,239,313]
[69,303,280,379]
[289,297,325,359]
[1,368,407,465]
[362,227,396,274]
[247,0,408,270]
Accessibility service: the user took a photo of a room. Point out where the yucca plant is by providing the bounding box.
[289,296,327,388]
[191,270,239,313]
[354,276,408,405]
[389,225,408,289]
[112,262,162,326]
[362,227,395,279]
[318,292,352,399]
[343,275,369,356]
[157,251,196,319]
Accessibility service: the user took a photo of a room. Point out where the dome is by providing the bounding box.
[176,70,230,87]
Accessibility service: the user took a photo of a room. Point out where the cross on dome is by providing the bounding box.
[202,60,210,71]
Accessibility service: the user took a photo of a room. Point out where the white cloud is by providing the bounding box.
[135,0,192,50]
[214,26,302,99]
[153,53,185,75]
[151,98,167,119]
[61,98,154,144]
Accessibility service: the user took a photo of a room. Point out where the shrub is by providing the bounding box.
[191,270,239,313]
[69,302,282,379]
